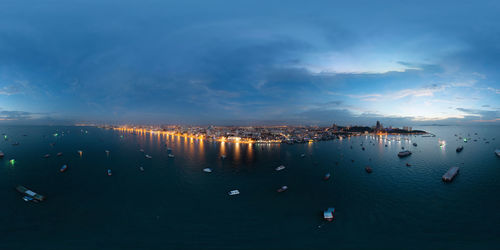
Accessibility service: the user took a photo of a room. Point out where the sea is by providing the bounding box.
[1,125,499,249]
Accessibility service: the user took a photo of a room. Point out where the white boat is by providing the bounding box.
[495,149,500,157]
[221,155,227,159]
[168,154,175,158]
[203,168,212,173]
[228,190,240,196]
[277,186,288,192]
[139,166,145,172]
[300,154,305,158]
[145,154,152,159]
[0,151,4,158]
[275,165,285,171]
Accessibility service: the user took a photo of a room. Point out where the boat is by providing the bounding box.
[56,152,63,157]
[139,149,144,153]
[277,186,288,192]
[323,173,331,180]
[168,154,175,158]
[495,149,500,157]
[413,143,417,147]
[365,166,373,173]
[43,154,50,158]
[228,190,240,196]
[139,166,145,172]
[362,147,365,151]
[398,150,412,157]
[16,186,45,202]
[221,155,227,159]
[275,165,285,171]
[203,168,213,173]
[107,169,112,176]
[145,154,152,159]
[77,150,83,156]
[12,142,19,146]
[456,146,464,153]
[300,154,305,158]
[167,148,172,151]
[0,151,4,158]
[22,196,34,202]
[323,208,335,221]
[60,164,68,172]
[406,163,411,167]
[442,167,459,182]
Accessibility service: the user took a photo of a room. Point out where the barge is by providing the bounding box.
[16,186,45,202]
[442,167,459,182]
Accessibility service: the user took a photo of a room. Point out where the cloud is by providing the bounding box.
[0,110,33,120]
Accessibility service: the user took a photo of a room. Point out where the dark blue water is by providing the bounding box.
[1,125,500,249]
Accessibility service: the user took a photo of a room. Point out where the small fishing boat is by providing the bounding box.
[228,190,240,196]
[277,186,288,193]
[362,147,365,151]
[323,173,331,180]
[456,146,464,153]
[12,142,19,146]
[56,152,63,157]
[300,154,305,158]
[139,166,145,172]
[275,165,285,171]
[145,154,152,159]
[60,164,68,172]
[221,155,227,159]
[398,150,412,157]
[323,208,335,221]
[0,151,4,158]
[203,168,213,173]
[365,166,373,173]
[139,149,144,153]
[77,150,83,156]
[413,143,417,147]
[168,154,175,158]
[107,169,112,176]
[495,149,500,157]
[43,154,50,158]
[406,163,411,167]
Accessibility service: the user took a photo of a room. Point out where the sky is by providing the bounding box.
[0,0,499,126]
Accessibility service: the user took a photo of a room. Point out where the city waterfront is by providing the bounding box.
[1,125,499,249]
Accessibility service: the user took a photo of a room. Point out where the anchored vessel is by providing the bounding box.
[456,146,464,153]
[16,186,45,202]
[323,208,335,221]
[442,167,459,182]
[398,150,412,157]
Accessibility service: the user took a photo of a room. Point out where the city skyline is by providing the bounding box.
[0,0,499,125]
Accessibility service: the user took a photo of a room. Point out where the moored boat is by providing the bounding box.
[107,169,112,176]
[221,155,227,159]
[365,166,373,173]
[60,164,68,172]
[323,208,335,221]
[495,149,500,157]
[456,146,464,153]
[413,143,417,147]
[56,152,63,157]
[43,154,50,158]
[277,186,288,192]
[168,154,175,158]
[275,165,285,171]
[0,151,4,158]
[203,168,213,173]
[398,150,412,157]
[139,166,145,172]
[145,154,152,159]
[442,167,459,182]
[324,173,331,180]
[228,190,240,196]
